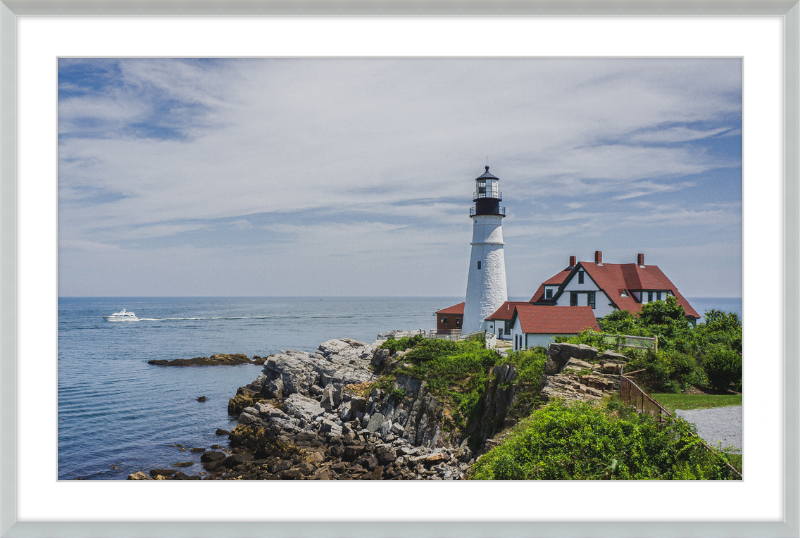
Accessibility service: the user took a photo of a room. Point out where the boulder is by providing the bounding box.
[379,420,393,437]
[565,358,593,370]
[576,344,599,361]
[265,377,284,399]
[375,444,397,465]
[127,471,152,480]
[223,453,254,468]
[279,469,303,480]
[602,349,629,362]
[200,451,227,470]
[366,413,385,433]
[390,422,405,436]
[343,444,365,461]
[317,339,353,357]
[319,418,343,437]
[149,469,177,478]
[371,348,390,368]
[320,383,342,411]
[349,396,367,413]
[196,396,207,402]
[173,461,194,467]
[338,401,353,421]
[283,393,325,422]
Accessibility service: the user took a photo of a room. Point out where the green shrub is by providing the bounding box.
[561,297,742,393]
[627,349,703,393]
[469,400,738,480]
[704,348,742,392]
[379,334,424,354]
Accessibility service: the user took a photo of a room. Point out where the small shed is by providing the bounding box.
[435,302,464,333]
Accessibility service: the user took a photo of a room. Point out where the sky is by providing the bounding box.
[58,58,742,298]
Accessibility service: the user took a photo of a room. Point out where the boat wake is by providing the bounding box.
[137,316,274,321]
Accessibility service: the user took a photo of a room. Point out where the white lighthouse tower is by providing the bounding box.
[462,166,508,334]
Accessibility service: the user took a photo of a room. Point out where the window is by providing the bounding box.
[578,271,585,284]
[441,318,447,324]
[648,292,653,302]
[477,261,481,270]
[588,291,596,309]
[656,292,662,301]
[545,288,553,300]
[570,292,578,306]
[456,318,461,327]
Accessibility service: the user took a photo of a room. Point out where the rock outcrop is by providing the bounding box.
[539,343,627,403]
[129,337,628,481]
[148,353,267,366]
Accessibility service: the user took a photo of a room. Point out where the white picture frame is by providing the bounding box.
[1,2,798,537]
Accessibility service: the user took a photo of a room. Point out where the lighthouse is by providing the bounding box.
[461,166,508,334]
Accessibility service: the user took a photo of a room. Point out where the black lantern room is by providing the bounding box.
[471,166,505,217]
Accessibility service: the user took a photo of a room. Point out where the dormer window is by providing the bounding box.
[620,291,629,298]
[546,288,553,300]
[578,271,585,284]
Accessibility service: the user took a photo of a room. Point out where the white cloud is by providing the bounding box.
[58,58,742,296]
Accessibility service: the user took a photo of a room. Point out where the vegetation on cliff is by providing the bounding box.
[468,398,740,480]
[372,336,546,437]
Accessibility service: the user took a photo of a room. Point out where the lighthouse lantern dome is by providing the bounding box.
[471,166,505,217]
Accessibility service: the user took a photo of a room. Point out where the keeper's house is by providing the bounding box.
[509,304,600,351]
[529,251,700,322]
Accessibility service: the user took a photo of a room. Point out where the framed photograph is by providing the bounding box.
[2,2,798,537]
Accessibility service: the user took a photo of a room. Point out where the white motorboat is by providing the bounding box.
[102,308,139,322]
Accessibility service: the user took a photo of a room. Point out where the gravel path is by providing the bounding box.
[675,406,742,452]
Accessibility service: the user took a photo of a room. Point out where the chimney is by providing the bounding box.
[569,255,576,267]
[637,253,645,267]
[594,250,603,265]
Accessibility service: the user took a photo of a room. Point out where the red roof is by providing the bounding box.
[530,269,571,302]
[514,305,600,334]
[535,261,700,319]
[436,302,464,315]
[542,269,572,286]
[485,301,531,321]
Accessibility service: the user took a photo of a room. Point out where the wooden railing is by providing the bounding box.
[427,329,486,342]
[620,373,742,480]
[604,333,658,353]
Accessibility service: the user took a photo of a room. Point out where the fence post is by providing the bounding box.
[654,335,658,354]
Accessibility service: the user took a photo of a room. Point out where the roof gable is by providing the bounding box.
[512,305,600,334]
[547,261,699,318]
[485,301,531,321]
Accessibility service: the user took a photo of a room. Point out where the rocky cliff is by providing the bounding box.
[129,337,626,480]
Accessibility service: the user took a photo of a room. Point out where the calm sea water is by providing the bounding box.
[58,295,741,480]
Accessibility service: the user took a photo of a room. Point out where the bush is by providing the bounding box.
[378,334,424,354]
[704,348,742,392]
[468,400,738,480]
[562,298,742,393]
[626,349,703,393]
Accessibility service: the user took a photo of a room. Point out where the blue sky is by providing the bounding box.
[58,58,742,297]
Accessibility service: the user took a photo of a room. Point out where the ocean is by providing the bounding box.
[57,295,741,480]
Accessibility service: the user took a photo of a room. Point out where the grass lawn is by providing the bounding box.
[651,393,742,417]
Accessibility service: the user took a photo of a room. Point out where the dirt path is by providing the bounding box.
[675,406,742,452]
